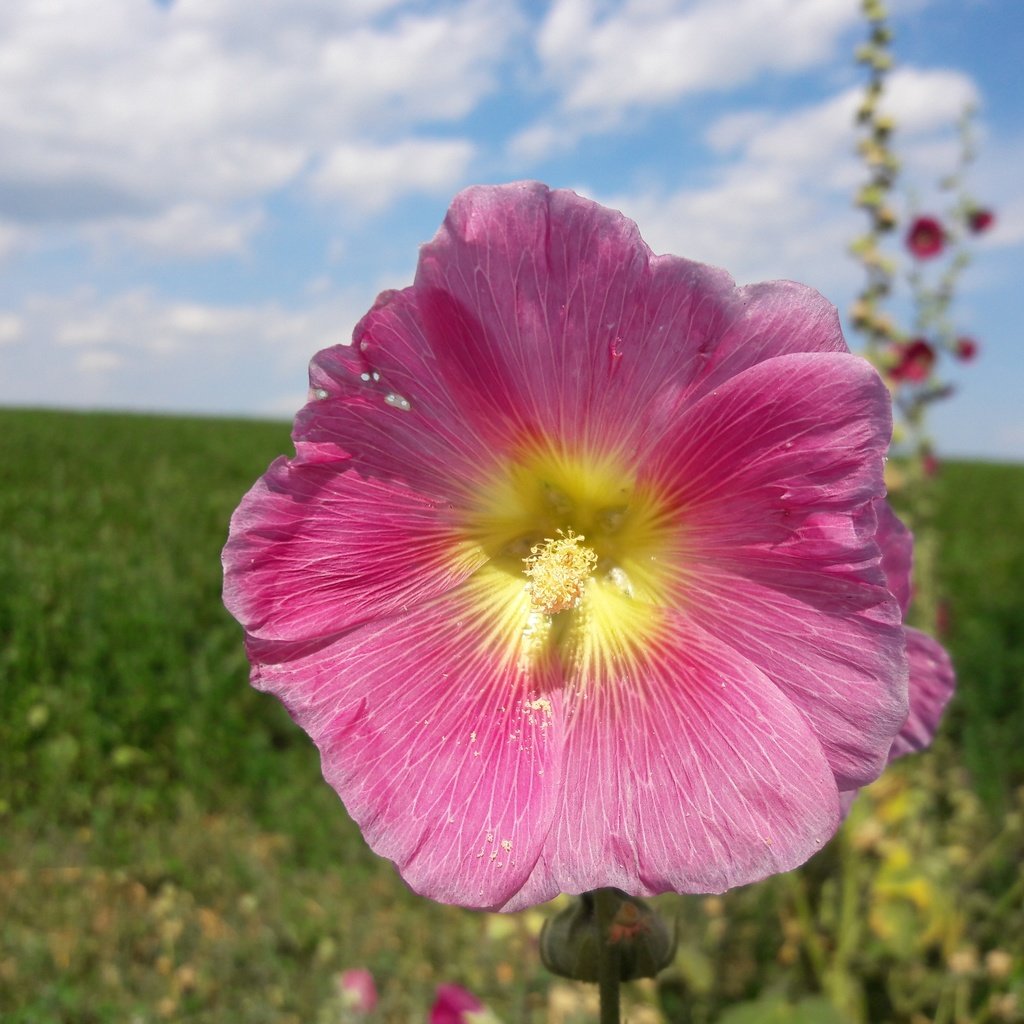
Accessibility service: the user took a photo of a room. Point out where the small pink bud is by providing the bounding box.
[338,968,377,1014]
[430,984,485,1024]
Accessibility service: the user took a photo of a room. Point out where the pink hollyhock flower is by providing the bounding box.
[954,336,978,361]
[906,215,945,259]
[337,968,377,1014]
[223,182,910,911]
[967,208,995,234]
[430,984,490,1024]
[889,338,936,383]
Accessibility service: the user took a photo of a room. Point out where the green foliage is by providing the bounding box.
[0,409,337,841]
[1,410,1022,1023]
[934,461,1024,810]
[715,995,848,1024]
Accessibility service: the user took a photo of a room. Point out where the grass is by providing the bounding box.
[1,408,1022,1023]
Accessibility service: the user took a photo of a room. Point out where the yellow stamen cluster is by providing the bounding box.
[456,441,679,682]
[523,530,598,615]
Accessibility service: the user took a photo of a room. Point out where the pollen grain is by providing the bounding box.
[523,530,598,616]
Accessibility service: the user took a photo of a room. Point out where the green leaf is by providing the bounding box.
[717,995,850,1024]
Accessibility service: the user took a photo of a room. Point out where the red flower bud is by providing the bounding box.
[906,216,944,259]
[889,339,936,383]
[967,208,995,234]
[954,337,978,361]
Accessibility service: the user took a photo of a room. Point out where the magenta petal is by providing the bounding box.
[839,626,955,816]
[223,456,481,642]
[524,621,840,901]
[297,333,495,502]
[407,184,747,452]
[413,184,851,455]
[650,353,906,788]
[245,584,561,910]
[430,984,485,1024]
[875,500,913,616]
[890,626,956,759]
[683,279,849,403]
[648,351,892,534]
[684,555,906,791]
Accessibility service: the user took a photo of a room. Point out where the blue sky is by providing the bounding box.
[1,0,1021,460]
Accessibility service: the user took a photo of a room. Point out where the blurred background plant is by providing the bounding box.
[1,411,1021,1023]
[848,0,995,638]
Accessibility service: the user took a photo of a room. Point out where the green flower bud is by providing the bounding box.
[540,889,676,983]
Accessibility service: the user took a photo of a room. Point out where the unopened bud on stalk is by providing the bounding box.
[540,889,676,982]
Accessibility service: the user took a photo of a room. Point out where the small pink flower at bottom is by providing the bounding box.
[430,984,495,1024]
[224,182,913,910]
[338,968,377,1014]
[889,338,936,383]
[906,215,945,258]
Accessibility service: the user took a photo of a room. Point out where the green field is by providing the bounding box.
[2,408,1022,1023]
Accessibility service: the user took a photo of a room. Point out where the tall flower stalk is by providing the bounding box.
[849,0,992,634]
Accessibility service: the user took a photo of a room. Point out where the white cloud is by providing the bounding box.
[0,312,23,345]
[513,0,866,159]
[77,350,123,374]
[310,139,476,211]
[506,122,567,164]
[0,221,25,263]
[84,203,265,259]
[880,66,979,132]
[538,0,858,115]
[0,285,375,415]
[0,0,516,250]
[984,195,1024,248]
[591,67,985,297]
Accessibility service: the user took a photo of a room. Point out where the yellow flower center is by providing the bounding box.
[454,437,682,682]
[523,530,598,615]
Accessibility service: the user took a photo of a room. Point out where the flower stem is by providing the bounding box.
[594,888,622,1024]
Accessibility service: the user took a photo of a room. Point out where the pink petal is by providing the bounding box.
[647,351,892,532]
[839,627,955,816]
[682,279,849,402]
[506,620,840,907]
[683,559,906,791]
[412,183,847,456]
[245,581,561,910]
[301,292,513,487]
[223,456,483,642]
[890,626,955,758]
[296,342,493,501]
[875,500,913,616]
[646,353,906,789]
